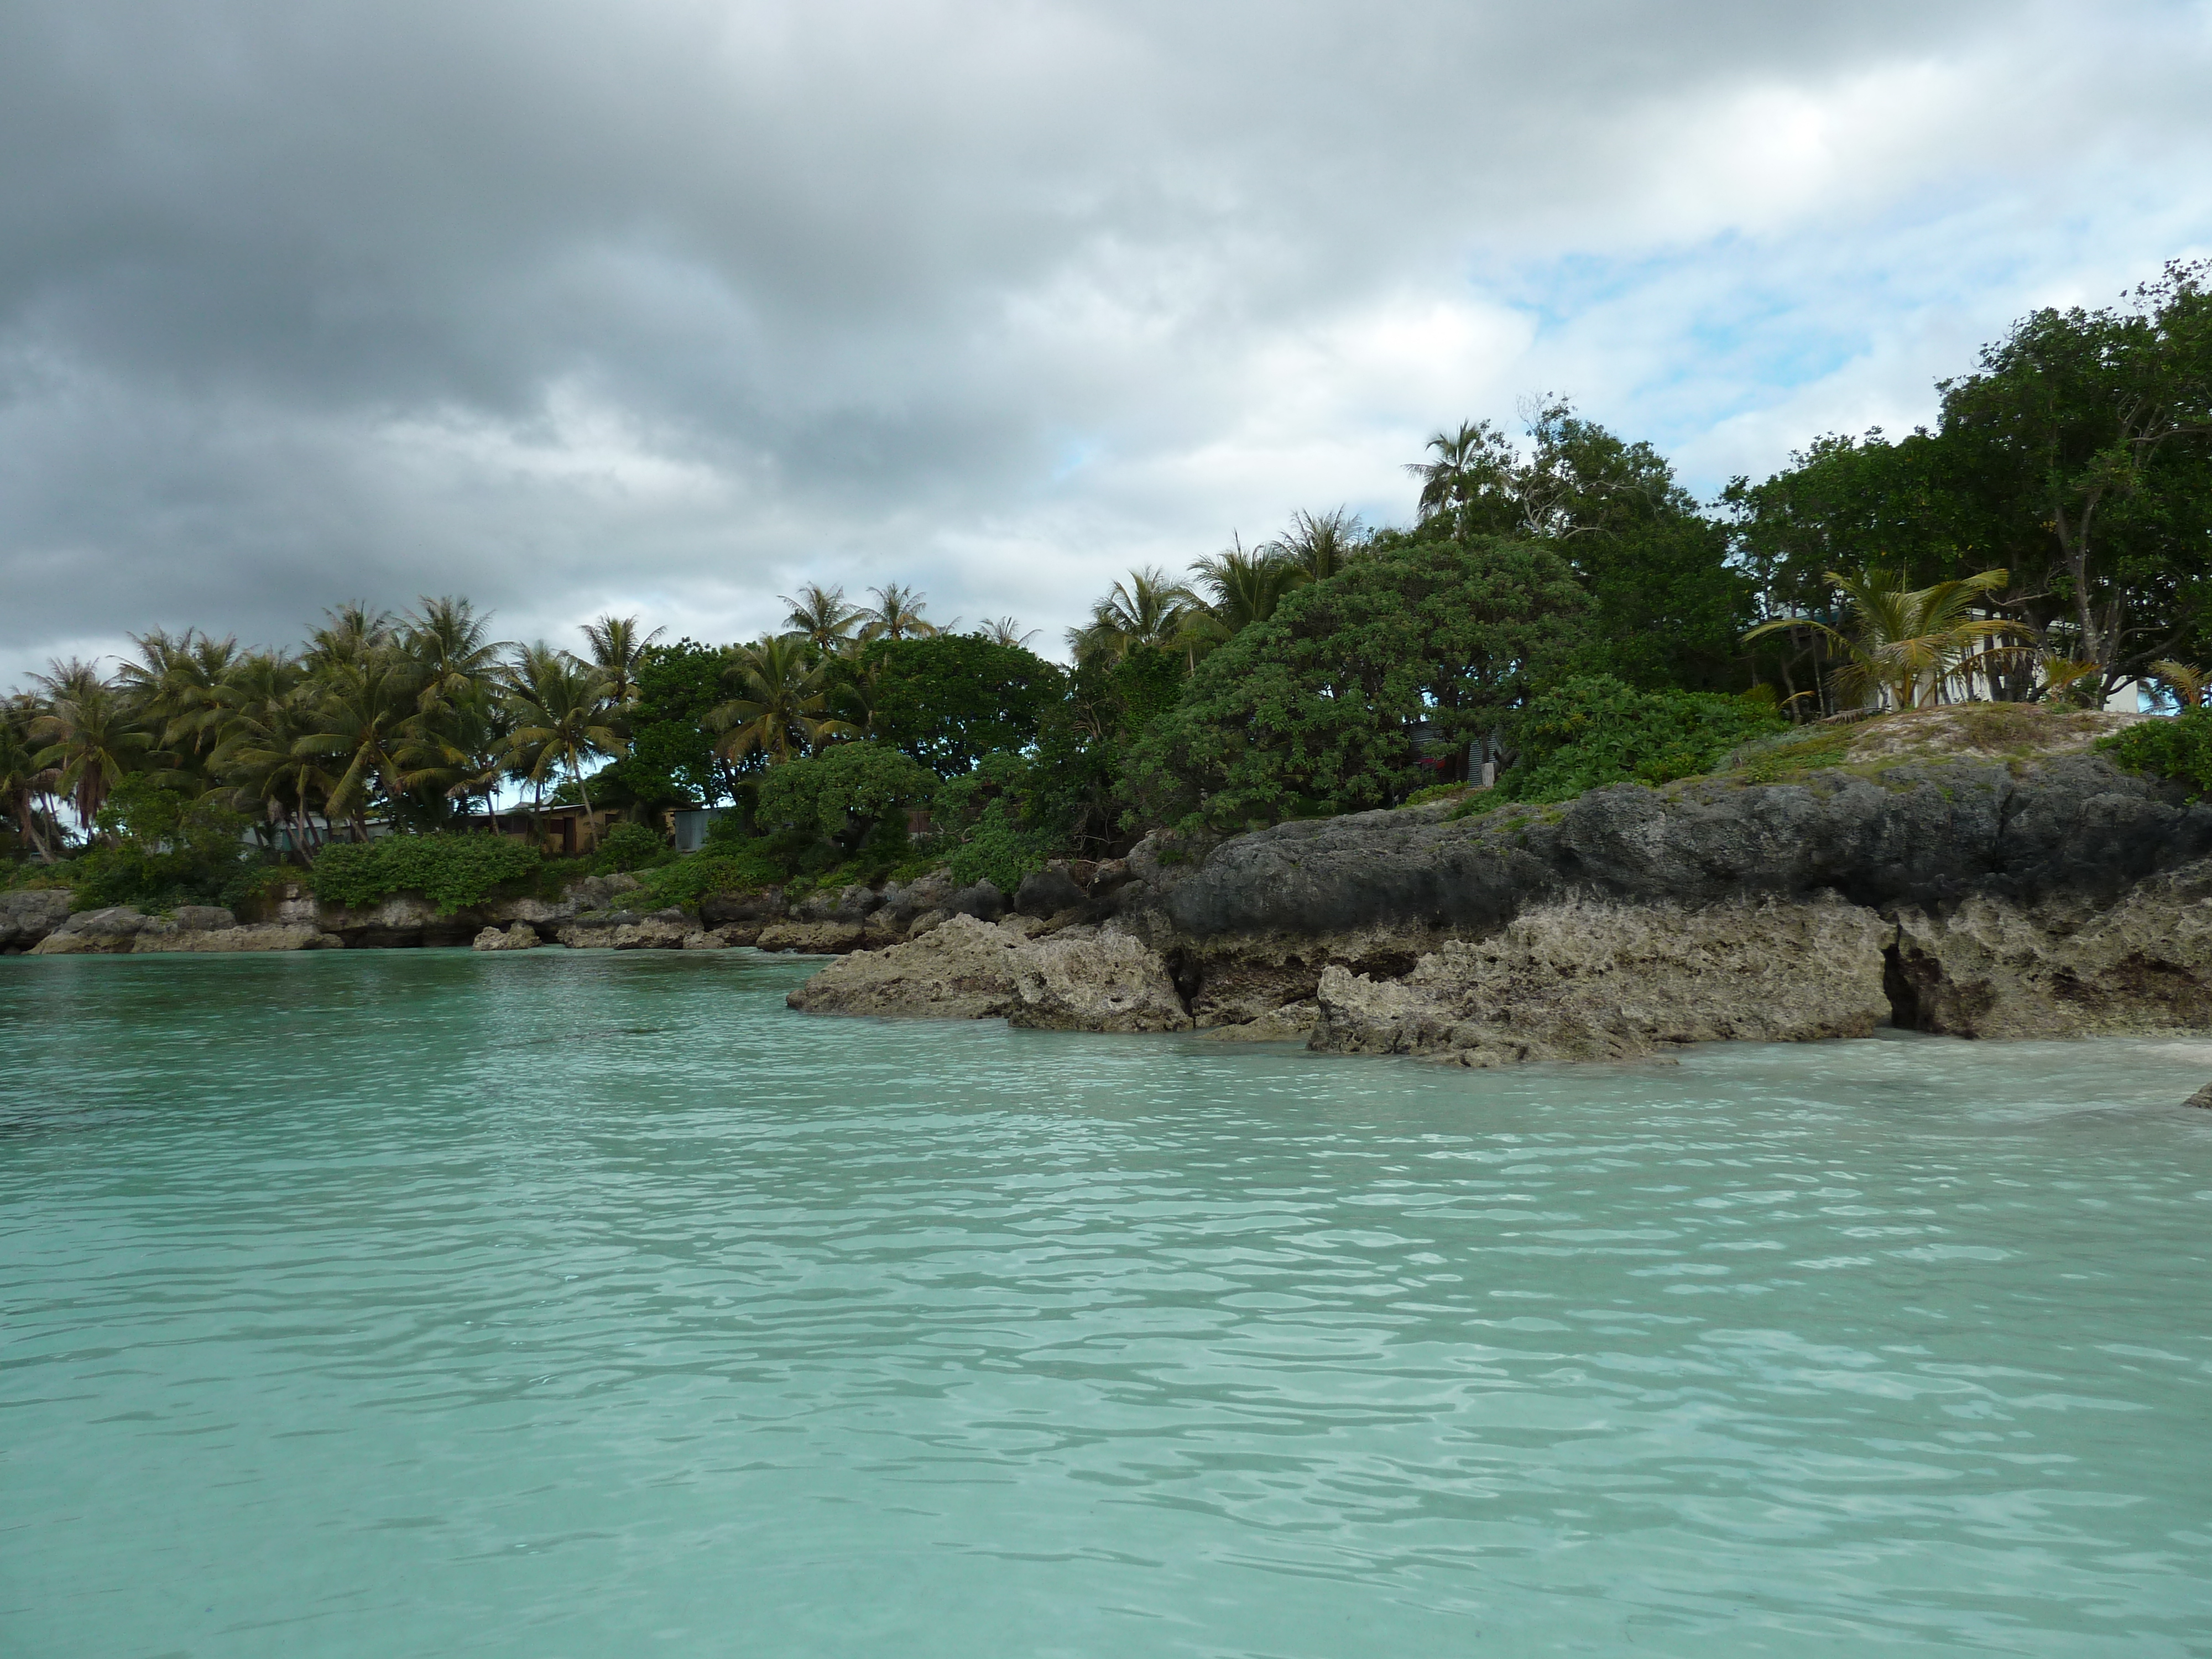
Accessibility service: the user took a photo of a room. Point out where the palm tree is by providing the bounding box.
[29,669,149,834]
[1745,566,2033,712]
[977,617,1039,649]
[210,655,331,862]
[707,634,853,763]
[305,603,397,671]
[1271,508,1365,583]
[116,628,243,771]
[2150,659,2209,709]
[1405,421,1511,528]
[859,583,938,643]
[1190,540,1298,634]
[781,585,866,656]
[405,597,509,717]
[299,651,421,836]
[1068,567,1195,664]
[578,613,663,707]
[0,700,59,862]
[500,645,623,823]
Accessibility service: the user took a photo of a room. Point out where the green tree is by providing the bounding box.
[708,635,853,763]
[500,645,622,821]
[863,634,1067,777]
[1068,567,1196,664]
[754,740,937,846]
[1124,535,1592,830]
[1410,402,1751,690]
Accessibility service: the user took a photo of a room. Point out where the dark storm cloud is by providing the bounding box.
[2,0,2207,677]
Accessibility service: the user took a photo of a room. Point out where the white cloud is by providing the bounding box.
[1,0,2208,680]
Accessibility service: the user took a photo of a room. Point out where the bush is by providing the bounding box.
[70,774,253,911]
[2100,707,2212,796]
[591,821,669,873]
[755,742,938,842]
[1500,676,1784,803]
[310,833,544,915]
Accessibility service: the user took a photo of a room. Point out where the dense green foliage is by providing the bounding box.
[1123,537,1590,829]
[589,821,671,874]
[311,834,544,915]
[2099,706,2212,796]
[590,640,737,811]
[1728,260,2212,701]
[1497,677,1784,803]
[864,636,1065,777]
[755,741,938,842]
[69,774,252,912]
[1412,402,1752,691]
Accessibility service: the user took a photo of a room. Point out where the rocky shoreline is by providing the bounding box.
[791,753,2212,1064]
[13,750,2212,1073]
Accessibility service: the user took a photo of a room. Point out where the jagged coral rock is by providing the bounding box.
[1009,928,1192,1032]
[1890,860,2212,1038]
[472,922,541,952]
[1311,895,1892,1066]
[787,912,1032,1020]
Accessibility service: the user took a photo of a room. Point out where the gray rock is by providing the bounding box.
[698,889,786,927]
[2186,1082,2212,1109]
[787,912,1028,1019]
[947,879,1006,923]
[1309,894,1891,1065]
[1008,928,1192,1032]
[1013,866,1086,917]
[0,889,72,948]
[59,905,152,937]
[472,923,541,952]
[170,906,237,932]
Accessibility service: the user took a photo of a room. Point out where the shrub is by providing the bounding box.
[2100,707,2212,796]
[1500,676,1784,803]
[70,774,253,911]
[310,833,544,915]
[591,821,669,873]
[755,742,938,842]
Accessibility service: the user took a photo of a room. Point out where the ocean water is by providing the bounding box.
[3,949,2211,1659]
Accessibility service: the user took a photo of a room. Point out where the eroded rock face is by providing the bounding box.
[147,923,338,952]
[554,910,688,950]
[473,922,542,951]
[0,889,71,950]
[787,912,1030,1019]
[1308,895,1892,1066]
[1009,928,1192,1033]
[1890,861,2212,1038]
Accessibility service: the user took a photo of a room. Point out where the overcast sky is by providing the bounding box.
[4,0,2209,686]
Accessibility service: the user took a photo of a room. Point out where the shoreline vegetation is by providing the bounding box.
[9,265,2212,1068]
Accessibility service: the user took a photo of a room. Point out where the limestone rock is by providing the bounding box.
[787,912,1028,1019]
[0,889,74,950]
[698,889,786,928]
[170,905,238,932]
[555,910,687,950]
[1198,1001,1322,1042]
[139,924,338,953]
[1009,929,1193,1032]
[947,880,1006,923]
[756,920,868,953]
[472,923,542,951]
[1890,863,2212,1037]
[1014,865,1086,917]
[29,906,150,953]
[1311,895,1892,1066]
[2185,1081,2212,1109]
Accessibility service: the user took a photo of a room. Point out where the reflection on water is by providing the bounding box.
[3,948,2210,1658]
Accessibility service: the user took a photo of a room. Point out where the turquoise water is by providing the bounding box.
[4,951,2211,1658]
